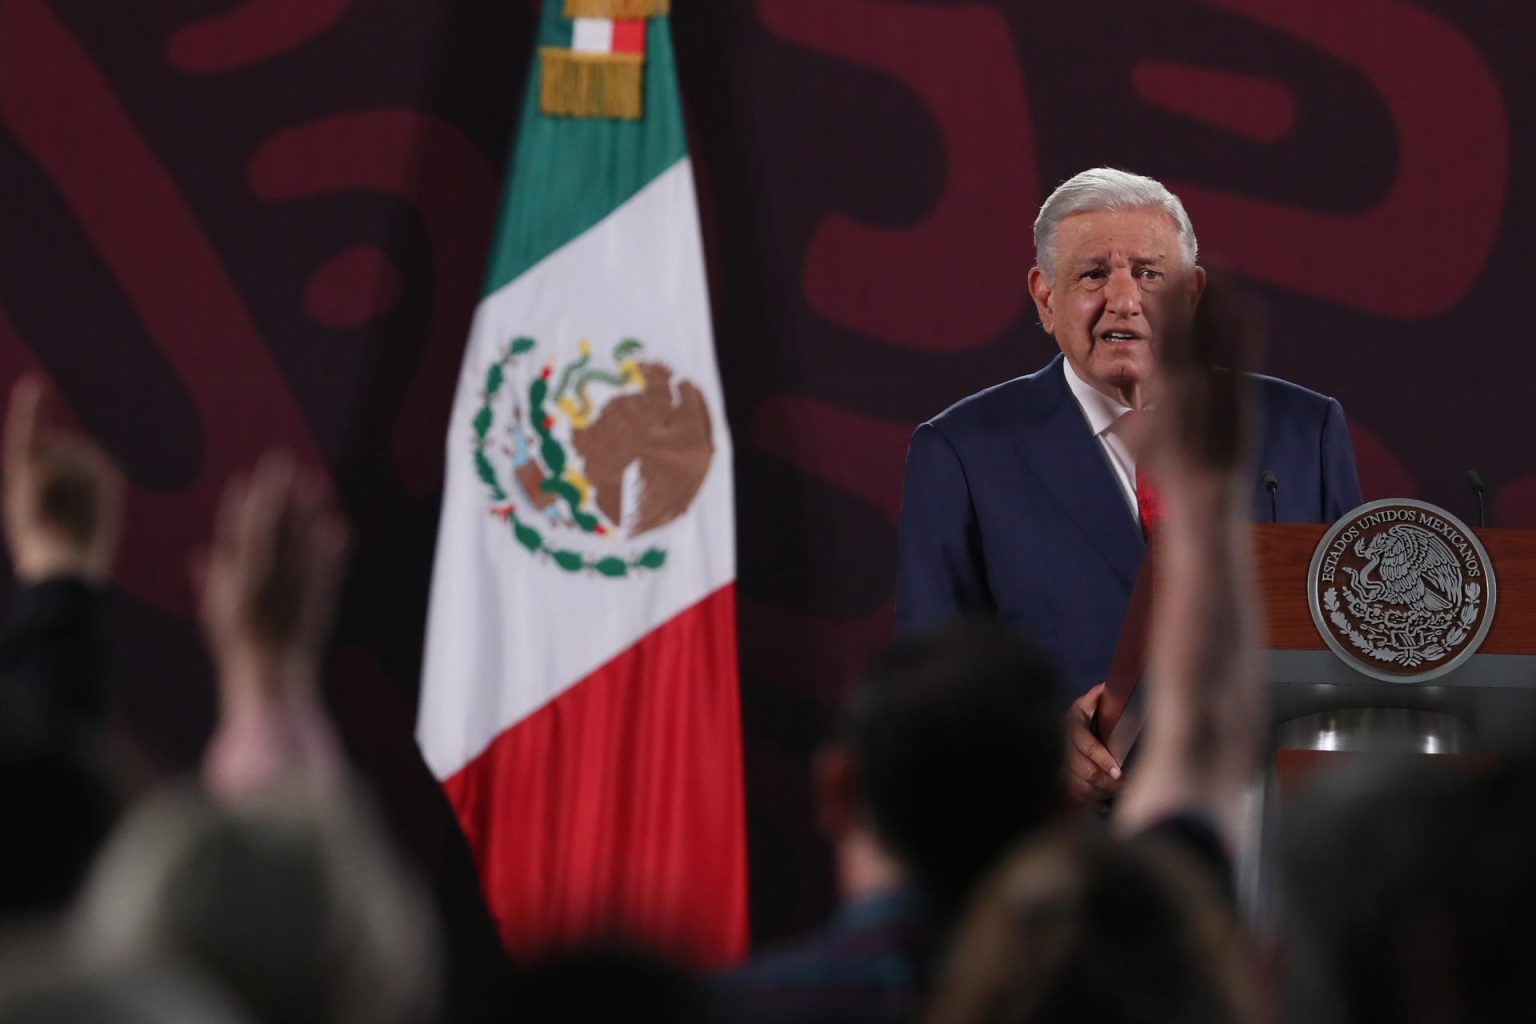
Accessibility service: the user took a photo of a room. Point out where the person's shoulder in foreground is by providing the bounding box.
[714,623,1063,1024]
[712,889,938,1024]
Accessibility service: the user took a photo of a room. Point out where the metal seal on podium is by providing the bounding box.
[1307,499,1498,683]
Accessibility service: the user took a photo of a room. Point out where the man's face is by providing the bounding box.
[1027,208,1205,408]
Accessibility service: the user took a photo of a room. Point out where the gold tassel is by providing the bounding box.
[540,48,644,120]
[563,0,669,17]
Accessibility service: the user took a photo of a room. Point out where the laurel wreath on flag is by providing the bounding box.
[471,337,667,577]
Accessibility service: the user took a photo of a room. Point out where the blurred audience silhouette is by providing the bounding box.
[714,622,1064,1023]
[1280,757,1536,1024]
[0,376,443,1023]
[930,831,1257,1024]
[0,375,127,925]
[73,785,436,1024]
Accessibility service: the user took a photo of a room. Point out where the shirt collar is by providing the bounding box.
[1062,357,1135,437]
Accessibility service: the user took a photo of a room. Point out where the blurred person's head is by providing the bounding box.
[818,621,1063,908]
[1281,757,1536,1024]
[928,831,1258,1024]
[517,945,705,1024]
[0,964,249,1024]
[71,785,438,1024]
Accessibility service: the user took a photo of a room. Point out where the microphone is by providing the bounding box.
[1466,470,1487,528]
[1262,471,1279,523]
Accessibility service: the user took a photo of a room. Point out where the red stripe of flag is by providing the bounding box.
[441,584,747,967]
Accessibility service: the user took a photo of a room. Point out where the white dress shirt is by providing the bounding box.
[1061,358,1141,522]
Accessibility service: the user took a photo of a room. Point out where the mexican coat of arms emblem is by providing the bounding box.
[1308,499,1498,682]
[470,335,714,578]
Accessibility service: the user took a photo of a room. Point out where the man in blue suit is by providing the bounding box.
[894,168,1361,806]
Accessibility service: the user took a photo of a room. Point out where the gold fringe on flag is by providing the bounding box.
[540,48,644,120]
[563,0,669,17]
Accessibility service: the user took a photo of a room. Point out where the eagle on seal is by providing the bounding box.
[1345,524,1463,612]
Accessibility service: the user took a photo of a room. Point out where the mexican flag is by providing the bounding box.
[417,0,746,965]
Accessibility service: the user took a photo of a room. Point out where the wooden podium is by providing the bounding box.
[1256,523,1536,758]
[1237,523,1536,918]
[1096,522,1536,760]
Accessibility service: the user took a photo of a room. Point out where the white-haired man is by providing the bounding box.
[894,168,1361,808]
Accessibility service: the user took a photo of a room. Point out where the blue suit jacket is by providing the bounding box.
[894,354,1362,697]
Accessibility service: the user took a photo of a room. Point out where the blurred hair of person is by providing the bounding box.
[0,374,130,924]
[928,831,1259,1024]
[1281,757,1536,1024]
[70,784,439,1024]
[714,622,1064,1024]
[0,960,251,1024]
[191,452,349,802]
[842,625,1065,908]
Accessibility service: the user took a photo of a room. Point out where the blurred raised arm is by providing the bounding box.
[2,374,122,584]
[0,374,124,734]
[1112,282,1265,851]
[196,452,350,799]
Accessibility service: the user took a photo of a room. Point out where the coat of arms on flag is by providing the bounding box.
[473,333,714,576]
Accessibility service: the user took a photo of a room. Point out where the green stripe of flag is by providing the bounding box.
[480,0,687,297]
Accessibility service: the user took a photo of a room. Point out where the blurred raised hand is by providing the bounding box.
[195,452,349,799]
[1138,276,1263,492]
[2,375,123,583]
[1114,277,1266,849]
[196,452,348,687]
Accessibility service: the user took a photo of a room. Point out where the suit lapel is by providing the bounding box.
[1015,356,1144,587]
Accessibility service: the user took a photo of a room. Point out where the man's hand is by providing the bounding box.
[195,452,348,695]
[1063,682,1122,808]
[1,374,123,583]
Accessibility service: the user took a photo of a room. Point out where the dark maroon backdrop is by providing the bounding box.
[1,0,1532,946]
